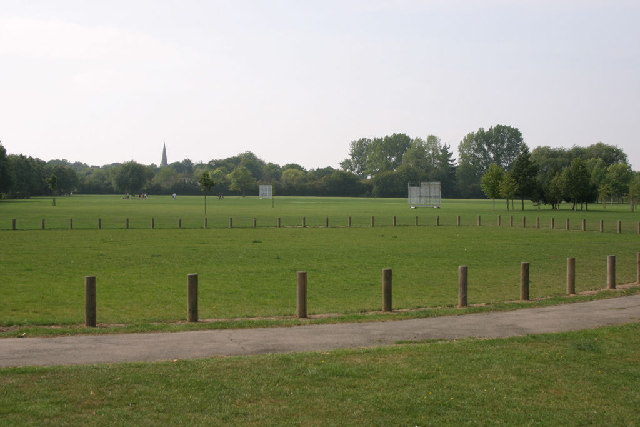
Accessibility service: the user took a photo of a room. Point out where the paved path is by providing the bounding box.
[2,295,640,368]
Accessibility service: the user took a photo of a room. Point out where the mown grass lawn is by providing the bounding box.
[1,196,639,332]
[1,323,639,425]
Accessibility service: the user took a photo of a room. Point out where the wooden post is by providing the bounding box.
[477,215,481,226]
[497,215,501,227]
[253,218,257,228]
[41,219,45,230]
[638,222,640,235]
[522,216,526,228]
[326,216,329,228]
[415,216,419,226]
[551,218,555,229]
[382,268,392,312]
[536,217,540,229]
[187,273,198,322]
[371,216,375,227]
[510,216,513,227]
[69,218,73,230]
[600,220,604,233]
[12,219,16,230]
[348,216,352,228]
[297,271,307,318]
[607,255,616,290]
[98,218,102,230]
[178,218,182,229]
[637,252,640,285]
[521,262,530,301]
[567,258,576,295]
[458,266,468,307]
[151,218,155,229]
[126,218,130,229]
[277,217,281,228]
[617,220,622,234]
[85,276,97,327]
[457,215,461,227]
[302,217,306,228]
[582,219,586,232]
[229,217,233,228]
[566,218,570,231]
[393,216,397,227]
[204,217,207,229]
[436,216,439,226]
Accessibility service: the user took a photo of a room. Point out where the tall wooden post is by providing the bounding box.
[69,218,73,230]
[178,218,182,229]
[98,218,102,230]
[617,220,622,234]
[510,216,513,227]
[253,218,257,228]
[415,216,419,226]
[382,268,392,312]
[551,218,555,229]
[12,219,16,230]
[536,217,540,229]
[566,218,570,231]
[436,216,440,226]
[457,216,461,227]
[607,255,616,290]
[85,276,97,327]
[302,217,306,228]
[522,216,526,228]
[567,257,576,295]
[582,219,586,232]
[497,215,501,227]
[277,217,281,228]
[521,262,530,301]
[187,274,198,322]
[371,216,375,227]
[348,216,352,228]
[600,220,604,233]
[458,266,468,307]
[229,217,233,229]
[126,218,130,229]
[477,215,481,226]
[297,271,307,318]
[151,217,155,229]
[393,216,397,227]
[326,216,329,228]
[41,219,45,230]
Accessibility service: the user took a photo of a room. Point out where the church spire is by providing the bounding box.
[161,142,168,167]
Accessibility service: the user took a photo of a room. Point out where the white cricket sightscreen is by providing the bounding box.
[408,182,441,208]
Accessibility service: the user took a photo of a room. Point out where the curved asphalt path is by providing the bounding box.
[1,294,640,368]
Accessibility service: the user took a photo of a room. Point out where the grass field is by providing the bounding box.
[1,195,639,334]
[1,323,639,425]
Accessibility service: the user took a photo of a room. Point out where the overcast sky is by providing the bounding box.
[1,0,639,170]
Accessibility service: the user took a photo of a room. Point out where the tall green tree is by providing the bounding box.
[481,163,504,209]
[229,165,256,196]
[510,146,539,210]
[0,142,12,194]
[499,171,518,211]
[112,161,152,194]
[561,159,595,210]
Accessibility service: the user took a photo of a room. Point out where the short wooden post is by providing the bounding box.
[393,216,397,227]
[229,217,233,228]
[69,218,73,230]
[458,266,468,308]
[522,216,526,228]
[126,218,130,229]
[12,219,16,230]
[607,255,616,290]
[510,216,513,227]
[415,216,419,226]
[521,262,530,301]
[567,257,576,295]
[187,273,198,322]
[371,216,375,227]
[436,216,440,226]
[326,216,329,228]
[348,216,352,228]
[178,218,182,229]
[497,215,501,227]
[617,220,622,234]
[297,271,307,318]
[477,215,481,226]
[637,252,640,285]
[151,218,155,229]
[637,222,640,235]
[551,218,555,229]
[302,217,306,228]
[277,217,281,228]
[85,276,97,327]
[536,217,540,229]
[457,216,461,227]
[600,220,604,233]
[382,268,392,312]
[582,219,586,232]
[41,219,45,230]
[253,218,257,228]
[566,218,570,231]
[204,217,208,229]
[98,218,102,230]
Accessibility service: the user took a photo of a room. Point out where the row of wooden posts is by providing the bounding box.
[83,253,640,327]
[11,215,640,233]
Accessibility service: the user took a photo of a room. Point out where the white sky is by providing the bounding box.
[1,0,639,170]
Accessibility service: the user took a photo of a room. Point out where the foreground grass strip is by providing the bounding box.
[1,323,639,425]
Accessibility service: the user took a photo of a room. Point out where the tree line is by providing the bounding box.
[0,126,638,210]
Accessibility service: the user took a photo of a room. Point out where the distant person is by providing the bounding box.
[172,193,177,200]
